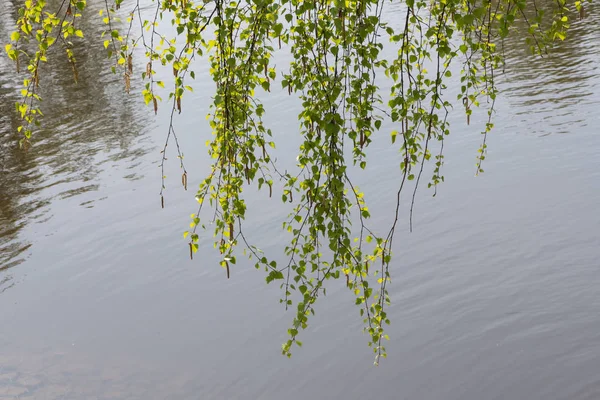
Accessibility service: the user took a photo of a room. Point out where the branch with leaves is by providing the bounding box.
[4,0,589,364]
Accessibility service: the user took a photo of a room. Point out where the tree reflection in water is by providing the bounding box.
[0,0,153,284]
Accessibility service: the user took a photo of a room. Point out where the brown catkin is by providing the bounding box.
[72,63,79,84]
[125,73,130,93]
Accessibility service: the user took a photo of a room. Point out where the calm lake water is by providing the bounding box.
[1,1,600,399]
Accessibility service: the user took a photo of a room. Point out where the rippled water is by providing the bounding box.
[1,1,599,399]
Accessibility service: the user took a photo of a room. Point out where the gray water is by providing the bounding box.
[1,1,600,399]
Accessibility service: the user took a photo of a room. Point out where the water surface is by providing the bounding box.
[1,2,600,399]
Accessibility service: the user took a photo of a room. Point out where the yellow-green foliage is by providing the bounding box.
[5,0,588,363]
